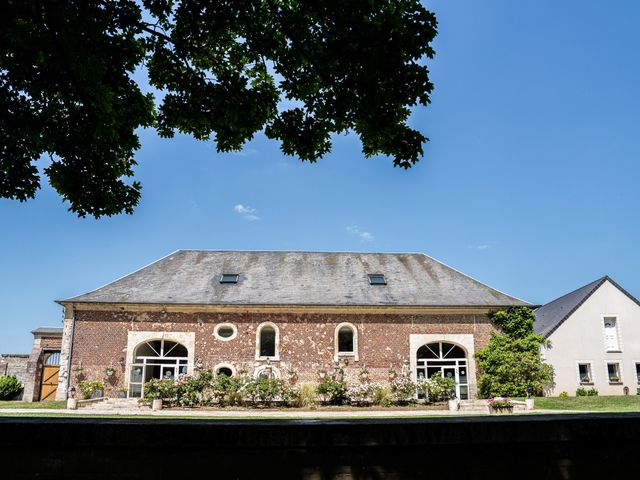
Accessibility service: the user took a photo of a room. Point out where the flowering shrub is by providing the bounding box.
[416,373,456,402]
[175,370,216,407]
[143,379,176,401]
[212,372,245,406]
[390,376,417,403]
[243,377,286,406]
[317,377,347,405]
[346,383,373,405]
[488,397,513,408]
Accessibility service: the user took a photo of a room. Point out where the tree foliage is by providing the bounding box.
[476,307,555,398]
[2,0,437,217]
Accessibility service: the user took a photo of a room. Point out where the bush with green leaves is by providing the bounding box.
[174,370,216,407]
[0,375,23,400]
[78,379,105,399]
[212,372,245,407]
[576,387,598,397]
[390,376,417,404]
[243,377,287,406]
[143,378,178,401]
[417,373,456,402]
[559,391,569,398]
[476,307,555,398]
[345,382,375,405]
[317,377,348,405]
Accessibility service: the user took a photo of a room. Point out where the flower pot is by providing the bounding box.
[117,391,127,399]
[490,406,513,414]
[152,399,163,411]
[91,390,104,399]
[67,398,78,410]
[448,399,459,412]
[525,398,535,410]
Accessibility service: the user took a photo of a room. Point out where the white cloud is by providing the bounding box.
[234,204,261,221]
[347,225,374,243]
[470,244,490,250]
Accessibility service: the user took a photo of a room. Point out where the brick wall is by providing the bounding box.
[69,309,497,397]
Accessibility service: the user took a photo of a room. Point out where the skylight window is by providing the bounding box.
[220,274,239,284]
[368,274,387,285]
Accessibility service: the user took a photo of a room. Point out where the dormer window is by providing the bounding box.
[368,274,386,285]
[220,274,239,284]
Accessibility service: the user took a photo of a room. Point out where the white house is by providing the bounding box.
[536,276,640,396]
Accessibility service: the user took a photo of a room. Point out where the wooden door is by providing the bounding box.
[40,366,59,401]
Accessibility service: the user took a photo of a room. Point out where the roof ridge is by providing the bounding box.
[540,276,607,309]
[535,276,609,338]
[176,249,432,255]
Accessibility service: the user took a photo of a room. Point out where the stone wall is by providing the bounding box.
[23,333,63,402]
[67,309,497,398]
[0,354,29,399]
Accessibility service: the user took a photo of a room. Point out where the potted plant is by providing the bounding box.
[117,387,128,398]
[105,367,116,377]
[78,380,105,399]
[488,397,513,414]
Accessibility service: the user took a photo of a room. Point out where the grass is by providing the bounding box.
[533,395,640,412]
[0,400,66,409]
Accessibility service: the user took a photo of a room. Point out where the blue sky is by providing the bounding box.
[1,0,639,353]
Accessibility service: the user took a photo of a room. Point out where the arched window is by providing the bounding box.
[338,327,354,353]
[256,323,279,360]
[128,339,189,398]
[43,351,60,365]
[416,341,468,400]
[334,323,358,361]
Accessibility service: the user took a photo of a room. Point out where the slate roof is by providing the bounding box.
[60,250,529,308]
[534,276,640,338]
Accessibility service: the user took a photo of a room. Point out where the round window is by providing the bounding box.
[214,323,237,341]
[218,326,234,338]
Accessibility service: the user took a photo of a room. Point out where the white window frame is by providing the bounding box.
[633,361,640,384]
[255,322,280,361]
[602,314,621,352]
[576,361,594,384]
[213,323,238,341]
[334,322,359,361]
[604,361,623,383]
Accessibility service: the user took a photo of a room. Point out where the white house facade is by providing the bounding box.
[536,276,640,396]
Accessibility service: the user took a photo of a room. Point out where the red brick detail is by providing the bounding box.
[69,310,497,396]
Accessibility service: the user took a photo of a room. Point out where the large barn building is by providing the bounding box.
[53,250,528,401]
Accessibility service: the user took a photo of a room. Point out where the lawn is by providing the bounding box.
[534,395,640,412]
[0,401,67,409]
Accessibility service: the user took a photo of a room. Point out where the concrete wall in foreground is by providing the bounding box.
[1,415,640,478]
